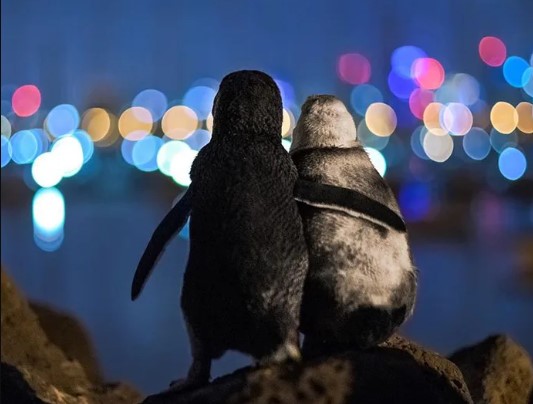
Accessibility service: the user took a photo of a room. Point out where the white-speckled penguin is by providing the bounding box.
[131,70,308,391]
[290,95,417,355]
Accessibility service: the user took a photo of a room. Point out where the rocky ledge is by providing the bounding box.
[1,268,532,404]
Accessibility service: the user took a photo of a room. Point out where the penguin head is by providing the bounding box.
[290,95,358,153]
[212,70,282,140]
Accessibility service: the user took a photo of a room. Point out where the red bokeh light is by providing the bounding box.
[337,53,371,85]
[409,89,434,119]
[12,85,41,117]
[411,58,445,90]
[478,36,507,67]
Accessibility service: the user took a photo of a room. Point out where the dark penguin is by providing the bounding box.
[131,71,308,390]
[290,95,417,355]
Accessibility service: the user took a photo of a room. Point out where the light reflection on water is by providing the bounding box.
[1,198,532,394]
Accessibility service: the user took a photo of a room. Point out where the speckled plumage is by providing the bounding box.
[290,95,417,353]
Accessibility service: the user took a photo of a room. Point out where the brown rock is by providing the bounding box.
[30,302,103,384]
[142,335,473,404]
[449,334,533,404]
[1,267,142,404]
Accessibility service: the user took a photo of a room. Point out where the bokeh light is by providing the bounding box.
[524,68,533,97]
[157,140,191,176]
[82,108,112,143]
[516,102,533,134]
[31,152,63,188]
[132,89,168,122]
[423,131,453,162]
[121,135,136,166]
[350,84,383,116]
[441,103,473,136]
[409,89,434,119]
[118,107,153,140]
[399,181,431,221]
[423,102,447,136]
[10,130,39,164]
[388,70,417,100]
[206,113,214,132]
[490,102,518,134]
[32,187,65,252]
[12,85,41,117]
[1,135,12,167]
[391,45,427,78]
[478,36,507,67]
[184,129,212,151]
[132,135,162,172]
[170,148,198,186]
[411,58,445,90]
[275,79,296,108]
[357,119,390,150]
[338,53,371,85]
[1,115,12,138]
[410,126,429,160]
[498,147,527,180]
[503,56,530,88]
[462,128,491,160]
[46,104,80,137]
[71,129,94,163]
[281,108,295,137]
[365,103,397,136]
[364,147,387,176]
[451,74,481,106]
[162,106,198,140]
[281,139,291,152]
[51,135,84,177]
[183,86,217,120]
[489,129,518,153]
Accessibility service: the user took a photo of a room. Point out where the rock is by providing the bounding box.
[449,334,533,404]
[1,268,142,404]
[30,302,103,384]
[142,335,473,404]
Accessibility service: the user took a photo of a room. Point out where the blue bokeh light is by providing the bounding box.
[350,84,383,116]
[46,104,80,137]
[183,86,217,120]
[1,135,12,167]
[364,147,387,176]
[388,69,417,100]
[32,187,65,252]
[462,127,491,160]
[184,129,212,151]
[10,130,39,164]
[410,126,429,160]
[275,79,296,108]
[503,56,530,88]
[399,181,431,222]
[132,89,168,122]
[132,135,162,172]
[391,45,426,78]
[121,135,136,166]
[498,147,527,180]
[489,129,518,153]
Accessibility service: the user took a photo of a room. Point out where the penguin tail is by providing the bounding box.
[131,187,193,301]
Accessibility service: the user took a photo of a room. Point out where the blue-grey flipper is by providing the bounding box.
[294,179,406,233]
[131,187,193,301]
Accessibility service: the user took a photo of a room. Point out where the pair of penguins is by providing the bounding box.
[131,70,417,391]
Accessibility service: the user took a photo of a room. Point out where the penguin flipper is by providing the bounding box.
[294,179,406,233]
[131,187,193,301]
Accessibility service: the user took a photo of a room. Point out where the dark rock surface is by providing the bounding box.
[1,268,142,404]
[142,335,473,404]
[449,334,533,404]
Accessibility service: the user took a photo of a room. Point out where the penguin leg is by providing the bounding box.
[169,320,211,392]
[258,329,301,366]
